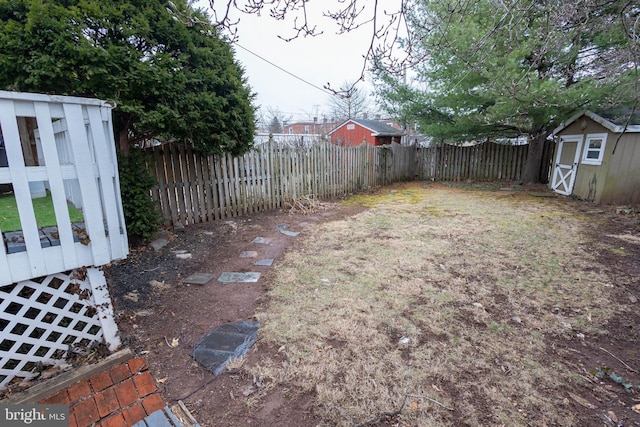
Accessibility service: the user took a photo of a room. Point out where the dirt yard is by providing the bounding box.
[106,182,640,427]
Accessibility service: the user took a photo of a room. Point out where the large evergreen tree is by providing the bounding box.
[375,0,638,182]
[0,0,255,155]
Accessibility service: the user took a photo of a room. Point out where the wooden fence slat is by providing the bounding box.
[201,154,213,222]
[192,147,207,223]
[210,156,221,219]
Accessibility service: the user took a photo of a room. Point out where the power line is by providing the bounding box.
[233,42,335,97]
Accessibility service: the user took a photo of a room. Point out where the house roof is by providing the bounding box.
[328,119,405,136]
[553,110,640,135]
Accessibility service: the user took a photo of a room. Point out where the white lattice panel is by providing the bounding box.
[0,268,119,390]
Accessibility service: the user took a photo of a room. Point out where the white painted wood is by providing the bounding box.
[34,102,79,270]
[0,226,11,283]
[100,107,129,258]
[1,92,127,285]
[0,269,119,389]
[552,135,583,196]
[86,267,121,351]
[0,99,47,278]
[86,107,125,260]
[62,103,110,265]
[2,244,95,286]
[0,90,109,107]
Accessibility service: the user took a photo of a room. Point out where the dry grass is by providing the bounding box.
[284,195,336,216]
[250,182,616,426]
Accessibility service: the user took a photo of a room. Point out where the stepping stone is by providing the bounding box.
[276,223,290,230]
[148,230,170,251]
[42,226,60,246]
[239,251,258,258]
[217,272,261,283]
[4,231,26,254]
[133,406,184,427]
[184,272,216,285]
[252,237,271,244]
[254,259,274,267]
[279,229,299,237]
[191,321,260,376]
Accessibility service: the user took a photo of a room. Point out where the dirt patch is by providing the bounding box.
[106,182,640,426]
[106,202,360,426]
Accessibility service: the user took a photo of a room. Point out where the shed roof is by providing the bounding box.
[328,119,405,136]
[553,110,640,135]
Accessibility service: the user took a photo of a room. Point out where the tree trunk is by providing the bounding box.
[118,127,130,155]
[521,132,549,184]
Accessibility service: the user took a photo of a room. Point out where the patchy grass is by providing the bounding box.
[250,182,617,426]
[0,192,84,232]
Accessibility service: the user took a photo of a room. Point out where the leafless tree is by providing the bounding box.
[260,107,293,134]
[207,1,412,91]
[203,0,639,115]
[327,81,372,120]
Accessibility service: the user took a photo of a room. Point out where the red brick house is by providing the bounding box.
[328,118,405,147]
[284,119,336,136]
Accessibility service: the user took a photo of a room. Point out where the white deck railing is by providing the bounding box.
[0,91,128,286]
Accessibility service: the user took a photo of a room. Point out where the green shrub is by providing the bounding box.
[118,148,160,244]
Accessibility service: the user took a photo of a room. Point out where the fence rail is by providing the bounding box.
[145,140,553,226]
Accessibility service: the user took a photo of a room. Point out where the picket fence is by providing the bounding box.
[145,139,551,226]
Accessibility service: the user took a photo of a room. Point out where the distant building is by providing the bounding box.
[283,118,337,136]
[327,118,405,147]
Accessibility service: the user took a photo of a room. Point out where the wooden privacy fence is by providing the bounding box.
[419,140,554,184]
[145,141,415,226]
[416,141,543,181]
[144,140,553,226]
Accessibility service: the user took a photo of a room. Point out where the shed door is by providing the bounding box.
[551,135,583,195]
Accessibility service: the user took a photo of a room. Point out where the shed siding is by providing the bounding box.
[331,125,377,147]
[554,114,640,204]
[602,133,640,204]
[571,119,610,203]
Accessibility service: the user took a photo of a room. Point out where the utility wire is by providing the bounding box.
[233,42,335,97]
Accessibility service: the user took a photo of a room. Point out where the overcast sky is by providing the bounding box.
[198,1,377,122]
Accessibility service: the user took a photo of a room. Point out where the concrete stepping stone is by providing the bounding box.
[191,321,260,376]
[254,259,274,267]
[239,250,258,258]
[132,406,184,427]
[252,237,270,244]
[279,229,299,237]
[217,272,261,283]
[148,230,170,251]
[184,272,216,285]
